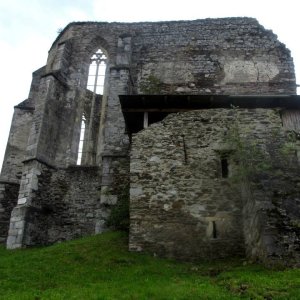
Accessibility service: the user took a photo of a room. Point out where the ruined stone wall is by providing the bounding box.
[129,110,246,260]
[45,18,295,160]
[130,109,300,264]
[25,75,75,166]
[24,166,103,245]
[2,18,298,250]
[7,163,103,247]
[0,66,45,185]
[234,109,300,265]
[0,107,34,182]
[50,19,295,99]
[0,183,18,243]
[100,155,130,230]
[27,67,46,107]
[131,19,295,95]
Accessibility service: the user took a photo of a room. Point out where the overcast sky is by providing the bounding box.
[0,0,299,170]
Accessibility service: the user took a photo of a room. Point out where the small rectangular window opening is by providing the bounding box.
[212,221,217,239]
[221,158,229,178]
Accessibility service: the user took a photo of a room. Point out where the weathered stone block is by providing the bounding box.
[17,198,27,205]
[100,195,117,205]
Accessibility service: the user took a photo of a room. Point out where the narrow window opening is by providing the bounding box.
[221,158,229,178]
[77,115,86,165]
[182,135,188,164]
[212,221,217,239]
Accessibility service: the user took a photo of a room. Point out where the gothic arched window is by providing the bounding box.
[86,49,107,95]
[76,49,107,165]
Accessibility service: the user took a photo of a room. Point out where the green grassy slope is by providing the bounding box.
[0,231,299,299]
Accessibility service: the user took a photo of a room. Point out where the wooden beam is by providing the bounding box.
[143,112,149,128]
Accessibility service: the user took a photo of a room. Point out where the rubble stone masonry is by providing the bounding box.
[130,109,300,265]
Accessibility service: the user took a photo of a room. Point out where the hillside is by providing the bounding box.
[0,231,299,299]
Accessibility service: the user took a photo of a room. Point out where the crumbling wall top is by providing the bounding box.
[51,17,281,50]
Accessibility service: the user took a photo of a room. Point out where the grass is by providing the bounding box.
[0,232,299,299]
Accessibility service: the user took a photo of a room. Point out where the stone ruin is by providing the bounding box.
[0,18,299,266]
